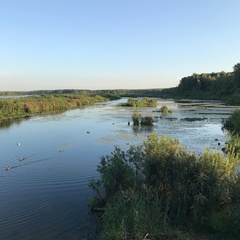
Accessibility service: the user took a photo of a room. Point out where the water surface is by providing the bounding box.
[0,98,236,239]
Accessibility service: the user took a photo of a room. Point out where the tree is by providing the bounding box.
[233,63,240,88]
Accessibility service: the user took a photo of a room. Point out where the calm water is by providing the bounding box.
[0,98,237,240]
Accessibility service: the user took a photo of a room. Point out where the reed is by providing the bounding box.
[90,133,240,239]
[0,94,108,119]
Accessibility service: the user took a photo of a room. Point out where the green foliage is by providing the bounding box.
[132,111,142,126]
[160,105,172,114]
[93,146,137,197]
[233,63,240,88]
[141,116,154,126]
[223,109,240,136]
[121,98,158,107]
[0,94,108,119]
[131,112,154,126]
[176,68,238,104]
[90,133,240,239]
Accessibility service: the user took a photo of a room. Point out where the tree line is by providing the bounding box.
[174,63,240,105]
[1,62,240,105]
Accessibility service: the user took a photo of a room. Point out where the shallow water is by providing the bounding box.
[0,98,237,239]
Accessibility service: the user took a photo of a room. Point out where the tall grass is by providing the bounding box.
[90,133,240,239]
[0,94,108,118]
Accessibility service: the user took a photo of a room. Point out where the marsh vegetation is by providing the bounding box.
[0,94,108,119]
[119,98,158,107]
[90,109,240,240]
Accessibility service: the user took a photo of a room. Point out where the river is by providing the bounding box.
[0,98,237,239]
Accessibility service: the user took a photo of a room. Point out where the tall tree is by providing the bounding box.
[233,63,240,88]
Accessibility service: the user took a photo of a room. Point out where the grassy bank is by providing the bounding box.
[0,94,108,119]
[90,132,240,240]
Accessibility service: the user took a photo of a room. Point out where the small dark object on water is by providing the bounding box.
[87,131,90,134]
[181,117,207,122]
[218,142,221,146]
[128,121,130,126]
[5,166,11,171]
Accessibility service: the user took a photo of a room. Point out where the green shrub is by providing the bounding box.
[132,111,142,126]
[132,112,154,126]
[222,109,240,136]
[121,98,158,107]
[90,133,240,239]
[92,146,137,198]
[160,105,172,114]
[140,116,154,126]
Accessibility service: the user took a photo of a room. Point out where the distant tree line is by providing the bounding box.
[175,63,240,105]
[1,62,240,105]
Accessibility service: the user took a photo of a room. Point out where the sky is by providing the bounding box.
[0,0,240,91]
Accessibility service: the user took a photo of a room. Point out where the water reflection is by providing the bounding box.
[0,117,25,128]
[131,125,153,135]
[0,98,237,240]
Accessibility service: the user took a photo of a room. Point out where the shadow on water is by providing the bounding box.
[0,117,27,129]
[0,110,71,129]
[131,125,153,135]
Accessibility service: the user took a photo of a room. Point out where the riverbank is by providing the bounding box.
[0,94,109,119]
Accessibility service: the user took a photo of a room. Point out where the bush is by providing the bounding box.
[160,105,172,114]
[120,98,158,107]
[90,133,240,239]
[222,109,240,136]
[132,111,142,126]
[140,116,154,126]
[131,112,154,126]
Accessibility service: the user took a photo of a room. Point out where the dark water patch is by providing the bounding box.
[198,112,233,115]
[181,117,208,122]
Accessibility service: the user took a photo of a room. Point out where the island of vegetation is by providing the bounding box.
[90,110,240,240]
[160,105,172,114]
[119,98,158,107]
[132,112,154,126]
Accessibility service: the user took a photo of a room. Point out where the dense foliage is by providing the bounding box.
[120,98,158,107]
[175,63,240,105]
[160,105,172,114]
[223,109,240,136]
[90,133,240,239]
[132,112,154,126]
[0,94,108,119]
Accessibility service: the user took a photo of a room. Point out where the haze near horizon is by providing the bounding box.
[1,0,239,91]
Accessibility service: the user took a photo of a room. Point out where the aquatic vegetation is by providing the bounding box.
[90,133,240,239]
[0,94,108,119]
[132,111,142,126]
[222,109,240,136]
[160,105,172,114]
[132,112,154,126]
[120,97,158,107]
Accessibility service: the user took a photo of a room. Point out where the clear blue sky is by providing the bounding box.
[1,0,239,91]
